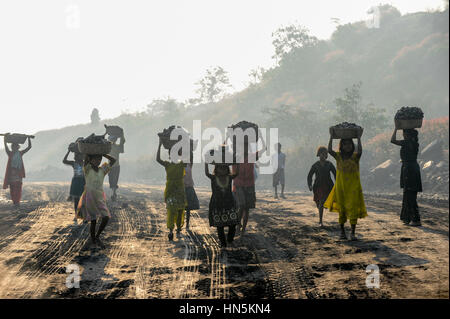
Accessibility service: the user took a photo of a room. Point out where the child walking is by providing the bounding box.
[307,146,336,226]
[324,130,367,240]
[3,134,32,207]
[156,140,187,241]
[63,139,85,224]
[184,160,200,230]
[77,154,116,248]
[205,162,239,248]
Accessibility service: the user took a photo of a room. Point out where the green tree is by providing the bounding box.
[333,82,388,136]
[248,67,266,86]
[271,24,318,62]
[146,97,184,117]
[262,104,318,142]
[195,66,232,104]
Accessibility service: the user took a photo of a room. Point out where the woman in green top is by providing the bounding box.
[157,140,187,241]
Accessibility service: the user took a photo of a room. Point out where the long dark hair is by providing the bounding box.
[339,139,355,157]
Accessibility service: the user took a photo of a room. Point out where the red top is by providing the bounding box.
[3,152,26,189]
[232,162,255,188]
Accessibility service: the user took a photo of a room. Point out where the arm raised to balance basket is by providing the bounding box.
[21,136,32,155]
[103,154,116,167]
[327,130,337,159]
[390,128,403,146]
[356,134,363,159]
[156,140,166,167]
[3,133,11,155]
[63,148,75,167]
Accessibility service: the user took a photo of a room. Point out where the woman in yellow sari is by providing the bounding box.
[157,140,187,241]
[324,129,367,240]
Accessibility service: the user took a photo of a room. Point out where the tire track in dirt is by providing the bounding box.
[240,201,321,299]
[0,185,86,298]
[132,200,166,298]
[189,210,228,299]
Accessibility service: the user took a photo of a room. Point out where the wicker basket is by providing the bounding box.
[4,134,29,144]
[395,118,423,129]
[77,142,111,155]
[158,133,180,150]
[331,127,363,139]
[228,121,259,143]
[104,125,123,137]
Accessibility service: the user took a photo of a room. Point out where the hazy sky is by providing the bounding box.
[0,0,445,135]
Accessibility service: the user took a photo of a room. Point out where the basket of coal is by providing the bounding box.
[158,126,194,150]
[330,122,363,139]
[394,107,424,129]
[227,121,259,148]
[1,133,34,144]
[104,124,124,137]
[69,137,84,153]
[205,144,235,165]
[77,134,112,155]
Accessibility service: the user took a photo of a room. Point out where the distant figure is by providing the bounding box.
[307,146,336,226]
[232,136,266,235]
[390,128,422,226]
[156,140,187,241]
[107,133,125,201]
[205,163,239,248]
[3,134,32,207]
[63,139,85,224]
[184,160,200,230]
[324,131,367,241]
[77,154,116,249]
[272,143,286,199]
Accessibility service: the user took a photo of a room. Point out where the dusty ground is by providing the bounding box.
[0,182,447,299]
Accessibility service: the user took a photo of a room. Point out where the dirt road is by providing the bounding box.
[0,182,447,298]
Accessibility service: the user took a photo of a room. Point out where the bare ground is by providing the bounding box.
[0,182,447,299]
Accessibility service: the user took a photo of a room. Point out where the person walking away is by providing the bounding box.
[307,146,336,226]
[107,133,125,201]
[3,134,32,207]
[272,143,286,199]
[324,130,367,240]
[77,154,116,248]
[390,128,422,226]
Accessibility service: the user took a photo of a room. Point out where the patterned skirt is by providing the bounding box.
[77,189,111,222]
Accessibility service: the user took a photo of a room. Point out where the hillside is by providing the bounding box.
[1,5,448,194]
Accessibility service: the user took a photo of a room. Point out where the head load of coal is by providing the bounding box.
[80,133,110,144]
[334,122,363,130]
[395,107,424,120]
